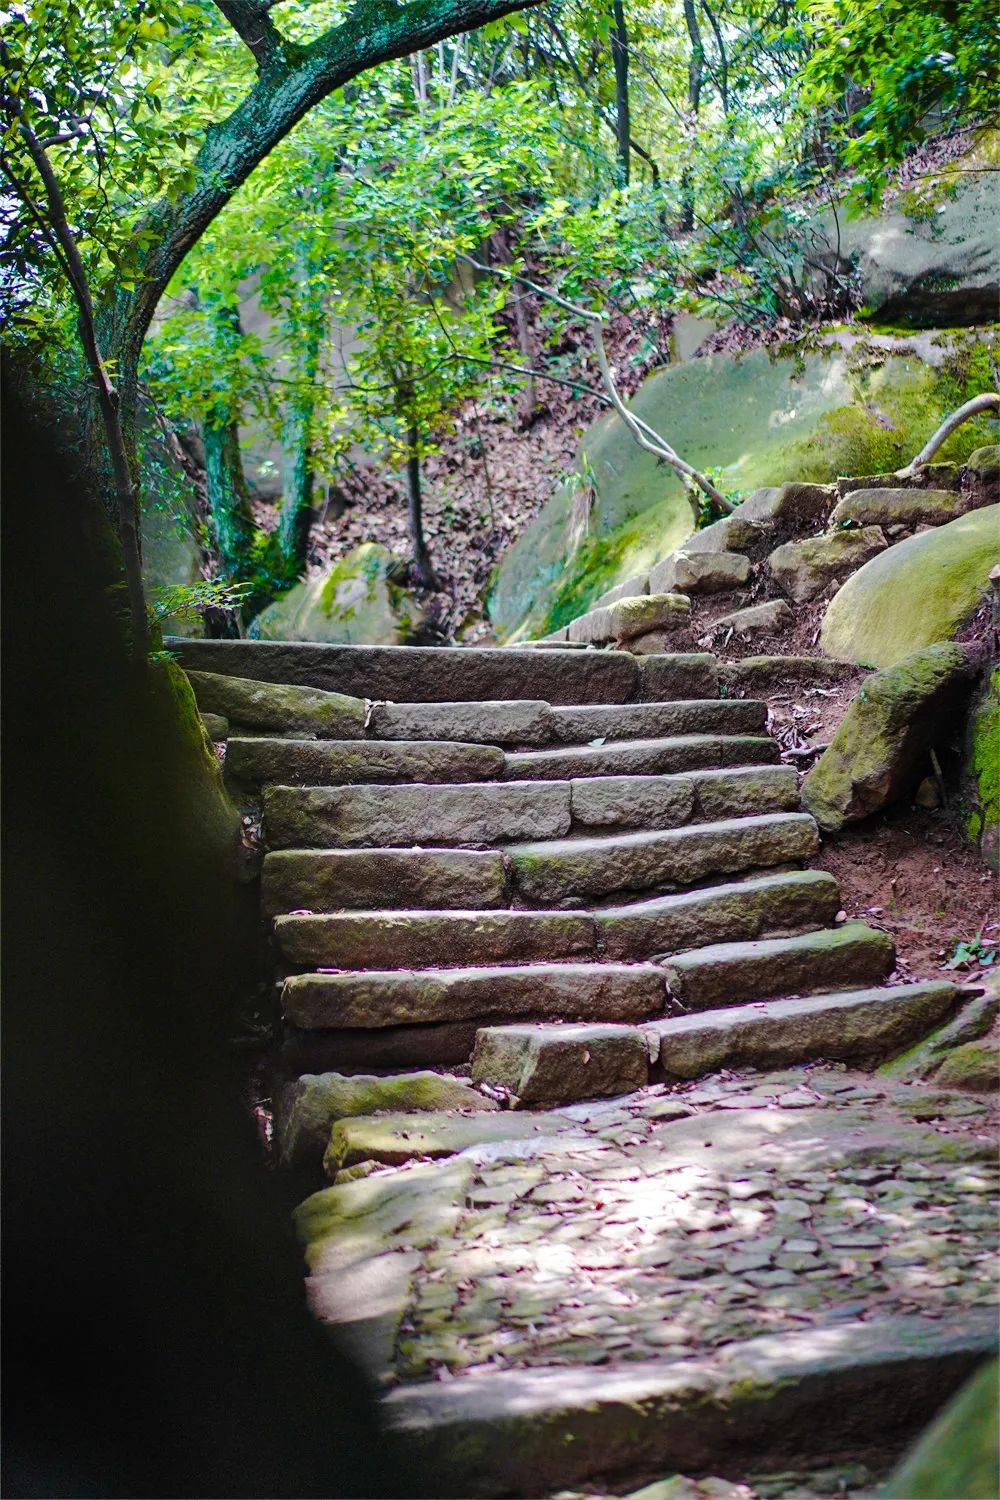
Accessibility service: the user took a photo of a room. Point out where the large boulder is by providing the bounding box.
[767,526,887,603]
[489,334,997,643]
[820,505,1000,667]
[250,542,429,645]
[802,643,977,832]
[828,130,1000,327]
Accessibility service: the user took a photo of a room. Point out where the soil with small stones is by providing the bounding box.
[813,803,999,983]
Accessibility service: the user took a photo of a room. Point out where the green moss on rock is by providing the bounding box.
[883,1360,999,1498]
[962,667,1000,868]
[934,1039,1000,1093]
[821,505,1000,668]
[802,644,976,832]
[250,542,429,644]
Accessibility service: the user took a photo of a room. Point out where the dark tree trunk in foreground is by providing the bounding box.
[405,424,439,589]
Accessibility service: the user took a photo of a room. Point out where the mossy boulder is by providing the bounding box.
[883,1360,999,1498]
[490,334,996,643]
[962,666,1000,870]
[276,1070,497,1168]
[880,980,998,1082]
[966,445,1000,486]
[821,505,1000,668]
[802,643,977,832]
[250,542,429,645]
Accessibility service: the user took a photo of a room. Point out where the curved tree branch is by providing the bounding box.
[896,393,1000,477]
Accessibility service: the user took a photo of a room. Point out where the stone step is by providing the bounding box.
[274,869,840,970]
[167,638,642,704]
[281,961,667,1030]
[275,908,598,969]
[471,1022,650,1105]
[645,980,958,1079]
[263,779,572,850]
[505,733,779,781]
[660,922,895,1010]
[262,765,799,850]
[549,699,766,742]
[228,736,505,786]
[383,1314,998,1497]
[468,978,954,1108]
[368,699,554,746]
[598,869,841,959]
[262,847,510,917]
[509,811,820,904]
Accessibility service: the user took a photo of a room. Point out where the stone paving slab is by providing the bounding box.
[506,735,779,782]
[550,701,767,742]
[385,1313,996,1497]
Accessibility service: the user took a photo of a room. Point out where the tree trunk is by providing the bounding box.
[680,0,705,232]
[276,330,321,572]
[405,425,438,589]
[610,0,631,186]
[512,293,538,424]
[203,418,256,583]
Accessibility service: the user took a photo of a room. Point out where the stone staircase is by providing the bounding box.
[176,637,954,1103]
[173,638,996,1496]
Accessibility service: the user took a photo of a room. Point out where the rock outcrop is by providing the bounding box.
[251,542,429,645]
[802,643,977,832]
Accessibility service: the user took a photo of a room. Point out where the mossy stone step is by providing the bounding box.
[186,669,366,738]
[273,867,838,970]
[505,734,779,781]
[597,869,841,959]
[282,961,667,1030]
[262,765,799,850]
[229,736,505,787]
[645,981,958,1079]
[509,812,819,904]
[549,698,767,741]
[660,922,895,1010]
[275,908,598,969]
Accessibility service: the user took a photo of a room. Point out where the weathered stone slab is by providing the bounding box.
[168,639,641,704]
[637,654,719,701]
[277,1070,498,1167]
[472,1022,650,1105]
[646,981,958,1079]
[712,600,793,637]
[570,774,696,830]
[550,699,766,742]
[598,869,841,959]
[509,812,819,903]
[739,482,835,531]
[505,734,778,782]
[880,980,1000,1081]
[281,1019,481,1073]
[263,780,571,849]
[830,488,971,530]
[282,962,666,1030]
[186,669,366,738]
[275,909,598,970]
[262,848,510,917]
[369,699,554,746]
[384,1314,997,1497]
[691,765,799,820]
[228,736,505,786]
[649,550,751,596]
[660,922,894,1009]
[767,526,888,603]
[324,1109,588,1172]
